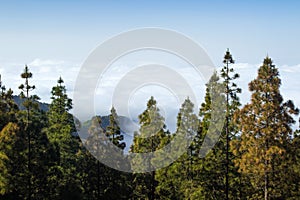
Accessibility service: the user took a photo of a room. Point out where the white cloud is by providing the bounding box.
[0,59,80,103]
[29,58,66,67]
[228,63,300,109]
[281,64,300,73]
[1,59,299,131]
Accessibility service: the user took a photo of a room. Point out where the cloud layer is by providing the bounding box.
[1,59,299,131]
[0,58,80,103]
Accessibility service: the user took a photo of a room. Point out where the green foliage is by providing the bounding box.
[0,77,18,131]
[220,49,243,199]
[232,57,299,199]
[45,77,82,199]
[130,96,170,200]
[17,66,54,199]
[155,98,198,200]
[192,71,228,199]
[83,116,106,199]
[1,52,300,200]
[0,123,27,198]
[106,107,126,149]
[290,127,300,198]
[0,151,8,195]
[83,113,131,199]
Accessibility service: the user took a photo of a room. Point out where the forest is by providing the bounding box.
[0,49,300,200]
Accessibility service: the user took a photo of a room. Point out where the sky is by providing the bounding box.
[0,0,300,131]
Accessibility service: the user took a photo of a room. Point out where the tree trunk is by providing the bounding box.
[264,169,268,200]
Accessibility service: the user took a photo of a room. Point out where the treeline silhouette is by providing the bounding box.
[0,50,300,200]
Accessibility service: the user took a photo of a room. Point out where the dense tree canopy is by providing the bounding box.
[0,52,299,199]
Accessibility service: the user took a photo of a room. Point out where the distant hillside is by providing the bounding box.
[13,95,134,151]
[13,95,49,111]
[81,115,134,152]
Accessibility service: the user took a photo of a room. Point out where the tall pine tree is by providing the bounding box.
[155,98,198,200]
[45,77,82,199]
[130,96,169,200]
[192,71,228,199]
[220,49,242,199]
[231,57,299,199]
[18,65,52,199]
[85,116,106,200]
[104,107,131,199]
[106,107,125,149]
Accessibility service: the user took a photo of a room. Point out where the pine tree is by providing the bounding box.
[18,65,38,199]
[84,116,106,200]
[82,113,131,199]
[0,122,27,199]
[155,98,198,200]
[220,49,243,199]
[47,77,73,125]
[104,107,131,199]
[0,75,25,199]
[188,51,242,199]
[189,71,228,199]
[0,75,18,131]
[45,77,82,199]
[130,96,169,200]
[18,65,52,199]
[106,107,125,149]
[231,57,299,199]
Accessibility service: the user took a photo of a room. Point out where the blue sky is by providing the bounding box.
[0,0,300,131]
[1,1,300,65]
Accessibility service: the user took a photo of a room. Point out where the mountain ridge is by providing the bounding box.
[13,95,134,151]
